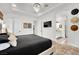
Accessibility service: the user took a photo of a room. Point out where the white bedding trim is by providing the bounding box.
[0,43,10,51]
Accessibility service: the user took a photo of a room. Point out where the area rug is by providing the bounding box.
[52,41,79,55]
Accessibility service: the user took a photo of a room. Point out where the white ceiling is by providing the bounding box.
[0,3,64,18]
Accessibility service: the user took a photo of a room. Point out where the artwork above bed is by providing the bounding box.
[23,23,32,29]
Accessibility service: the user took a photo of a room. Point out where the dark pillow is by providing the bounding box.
[0,35,9,44]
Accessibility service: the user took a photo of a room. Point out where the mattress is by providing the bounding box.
[0,34,52,55]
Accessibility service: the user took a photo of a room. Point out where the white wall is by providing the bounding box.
[35,12,56,40]
[14,17,34,35]
[5,16,35,36]
[4,18,13,33]
[34,4,67,40]
[34,19,42,36]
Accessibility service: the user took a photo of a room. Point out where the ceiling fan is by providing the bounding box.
[33,3,41,13]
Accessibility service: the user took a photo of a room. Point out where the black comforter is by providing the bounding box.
[0,34,52,55]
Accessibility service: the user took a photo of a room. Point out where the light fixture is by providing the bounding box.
[11,3,17,11]
[12,3,16,8]
[33,3,41,13]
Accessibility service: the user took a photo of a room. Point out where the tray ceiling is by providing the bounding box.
[0,3,63,18]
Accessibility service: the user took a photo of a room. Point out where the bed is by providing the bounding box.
[0,34,52,55]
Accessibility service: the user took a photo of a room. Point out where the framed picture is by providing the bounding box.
[28,23,32,28]
[23,23,28,28]
[23,23,32,29]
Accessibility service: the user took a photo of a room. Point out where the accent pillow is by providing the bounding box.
[9,40,17,47]
[8,33,17,47]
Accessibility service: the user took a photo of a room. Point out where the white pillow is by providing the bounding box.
[0,43,10,51]
[8,34,17,47]
[9,40,17,47]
